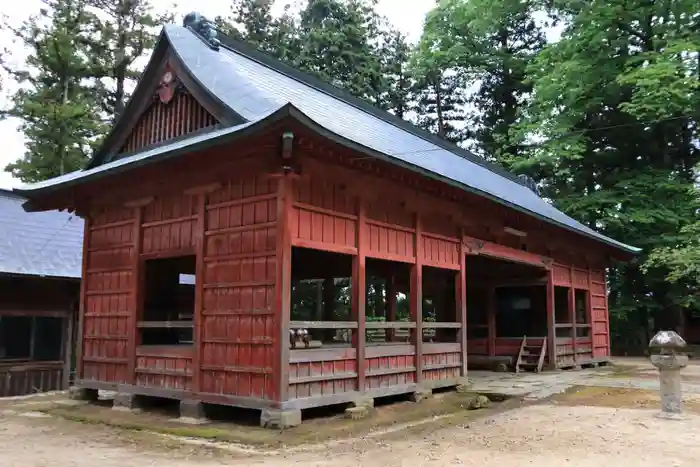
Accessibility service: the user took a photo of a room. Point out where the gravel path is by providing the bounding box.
[1,404,698,467]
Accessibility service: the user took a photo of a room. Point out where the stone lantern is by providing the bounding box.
[649,330,688,418]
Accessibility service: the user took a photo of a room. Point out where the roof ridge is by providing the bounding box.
[207,28,533,190]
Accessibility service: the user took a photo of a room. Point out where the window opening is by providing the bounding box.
[0,316,64,361]
[290,247,353,349]
[364,258,412,346]
[139,255,196,346]
[422,266,459,343]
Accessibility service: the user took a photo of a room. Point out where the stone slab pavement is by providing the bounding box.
[467,358,700,401]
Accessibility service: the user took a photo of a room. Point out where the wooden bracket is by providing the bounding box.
[123,196,154,208]
[184,182,222,196]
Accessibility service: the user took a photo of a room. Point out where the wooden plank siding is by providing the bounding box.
[82,206,135,383]
[201,176,278,400]
[72,116,617,410]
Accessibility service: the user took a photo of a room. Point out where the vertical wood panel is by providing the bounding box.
[201,176,277,399]
[119,91,218,154]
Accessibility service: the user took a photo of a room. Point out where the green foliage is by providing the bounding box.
[521,0,700,349]
[415,0,546,159]
[2,0,106,182]
[87,0,173,120]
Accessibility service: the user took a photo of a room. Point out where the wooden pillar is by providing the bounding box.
[568,267,577,365]
[385,273,397,342]
[126,205,143,384]
[191,194,206,393]
[546,269,557,370]
[76,217,90,382]
[412,214,424,383]
[457,243,467,377]
[276,177,293,402]
[487,286,496,358]
[352,198,367,393]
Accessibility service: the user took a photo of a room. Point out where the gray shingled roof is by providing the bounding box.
[0,190,83,278]
[15,23,639,254]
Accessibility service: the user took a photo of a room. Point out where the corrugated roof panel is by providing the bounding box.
[0,190,83,278]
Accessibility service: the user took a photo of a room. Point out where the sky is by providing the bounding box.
[0,0,435,189]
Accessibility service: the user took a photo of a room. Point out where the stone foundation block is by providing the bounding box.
[69,387,99,402]
[411,388,433,403]
[112,393,142,413]
[260,408,302,429]
[344,406,370,420]
[456,378,472,393]
[351,397,374,409]
[466,394,491,410]
[178,400,208,425]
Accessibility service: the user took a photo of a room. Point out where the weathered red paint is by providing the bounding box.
[25,90,621,409]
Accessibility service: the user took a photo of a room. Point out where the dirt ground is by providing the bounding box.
[2,388,700,467]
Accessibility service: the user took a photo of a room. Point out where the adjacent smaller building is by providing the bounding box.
[0,189,82,396]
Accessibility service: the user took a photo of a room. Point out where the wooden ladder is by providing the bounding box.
[515,336,547,373]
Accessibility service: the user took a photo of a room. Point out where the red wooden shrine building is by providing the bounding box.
[16,15,638,426]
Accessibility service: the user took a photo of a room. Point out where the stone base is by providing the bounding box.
[456,377,472,393]
[112,392,141,413]
[351,397,374,409]
[69,387,98,402]
[177,400,208,425]
[345,406,370,420]
[260,408,302,429]
[655,411,685,421]
[465,394,491,410]
[411,388,433,403]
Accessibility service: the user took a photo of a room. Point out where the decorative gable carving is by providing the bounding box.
[118,65,219,155]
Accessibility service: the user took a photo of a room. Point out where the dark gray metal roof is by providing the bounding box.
[15,24,639,254]
[0,189,83,278]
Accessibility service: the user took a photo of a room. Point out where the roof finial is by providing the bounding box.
[183,12,220,50]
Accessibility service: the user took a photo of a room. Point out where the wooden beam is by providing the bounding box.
[546,269,557,370]
[192,193,206,393]
[353,198,367,393]
[458,241,467,377]
[412,213,424,383]
[276,176,293,402]
[463,235,552,268]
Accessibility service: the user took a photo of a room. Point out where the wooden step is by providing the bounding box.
[516,336,547,374]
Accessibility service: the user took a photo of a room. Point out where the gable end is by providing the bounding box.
[117,66,219,156]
